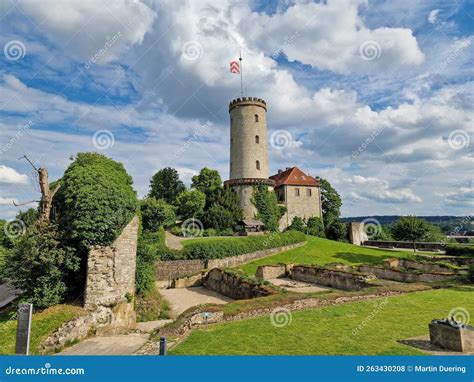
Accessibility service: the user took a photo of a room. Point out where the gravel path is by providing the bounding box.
[59,334,149,355]
[159,286,233,318]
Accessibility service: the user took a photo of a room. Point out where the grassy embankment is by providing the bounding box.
[171,287,473,355]
[0,304,85,355]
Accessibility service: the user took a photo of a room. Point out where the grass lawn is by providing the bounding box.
[238,236,415,276]
[0,304,85,355]
[170,287,474,355]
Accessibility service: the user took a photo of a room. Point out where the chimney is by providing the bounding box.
[278,169,283,174]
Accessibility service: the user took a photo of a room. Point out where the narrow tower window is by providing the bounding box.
[256,160,260,170]
[255,135,260,144]
[254,114,259,122]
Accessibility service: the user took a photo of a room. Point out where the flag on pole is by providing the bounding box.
[230,60,240,74]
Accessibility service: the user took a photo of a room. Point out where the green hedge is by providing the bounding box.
[445,244,474,257]
[179,230,306,260]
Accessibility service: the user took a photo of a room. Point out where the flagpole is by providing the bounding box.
[239,50,243,97]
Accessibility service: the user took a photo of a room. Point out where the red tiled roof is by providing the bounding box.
[269,167,320,187]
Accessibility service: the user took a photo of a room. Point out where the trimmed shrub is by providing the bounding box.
[445,244,474,257]
[182,230,305,260]
[55,153,138,247]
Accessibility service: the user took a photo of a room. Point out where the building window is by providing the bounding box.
[256,160,260,170]
[295,188,300,197]
[255,114,259,122]
[255,135,259,144]
[306,188,312,197]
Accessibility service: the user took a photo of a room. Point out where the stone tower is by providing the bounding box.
[224,97,275,220]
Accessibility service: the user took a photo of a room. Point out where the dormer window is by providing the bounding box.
[255,135,260,144]
[254,114,259,122]
[256,160,260,170]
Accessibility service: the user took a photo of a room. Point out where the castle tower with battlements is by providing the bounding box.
[224,97,275,222]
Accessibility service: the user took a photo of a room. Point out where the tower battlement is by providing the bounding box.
[229,97,267,112]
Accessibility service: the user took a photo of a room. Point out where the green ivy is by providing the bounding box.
[251,185,284,231]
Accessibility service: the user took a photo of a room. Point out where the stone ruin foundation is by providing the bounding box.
[429,319,474,353]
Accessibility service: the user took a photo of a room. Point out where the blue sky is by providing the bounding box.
[0,0,472,219]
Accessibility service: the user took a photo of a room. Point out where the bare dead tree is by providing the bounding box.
[14,155,60,222]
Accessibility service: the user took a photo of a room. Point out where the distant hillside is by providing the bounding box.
[341,216,472,234]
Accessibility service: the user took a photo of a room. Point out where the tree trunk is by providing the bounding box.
[38,168,60,222]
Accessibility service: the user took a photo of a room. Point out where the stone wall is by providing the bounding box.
[84,216,139,310]
[422,256,474,267]
[39,301,135,354]
[358,265,457,283]
[255,264,288,279]
[383,258,461,274]
[155,242,306,288]
[290,265,373,291]
[349,222,368,246]
[364,240,445,252]
[203,268,276,300]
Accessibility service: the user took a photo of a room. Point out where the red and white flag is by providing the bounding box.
[230,60,240,74]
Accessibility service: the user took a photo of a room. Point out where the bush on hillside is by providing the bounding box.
[4,222,80,309]
[140,198,176,232]
[55,153,138,247]
[181,230,305,260]
[204,203,236,232]
[135,237,157,295]
[306,217,325,238]
[326,220,347,241]
[445,244,474,257]
[289,216,305,232]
